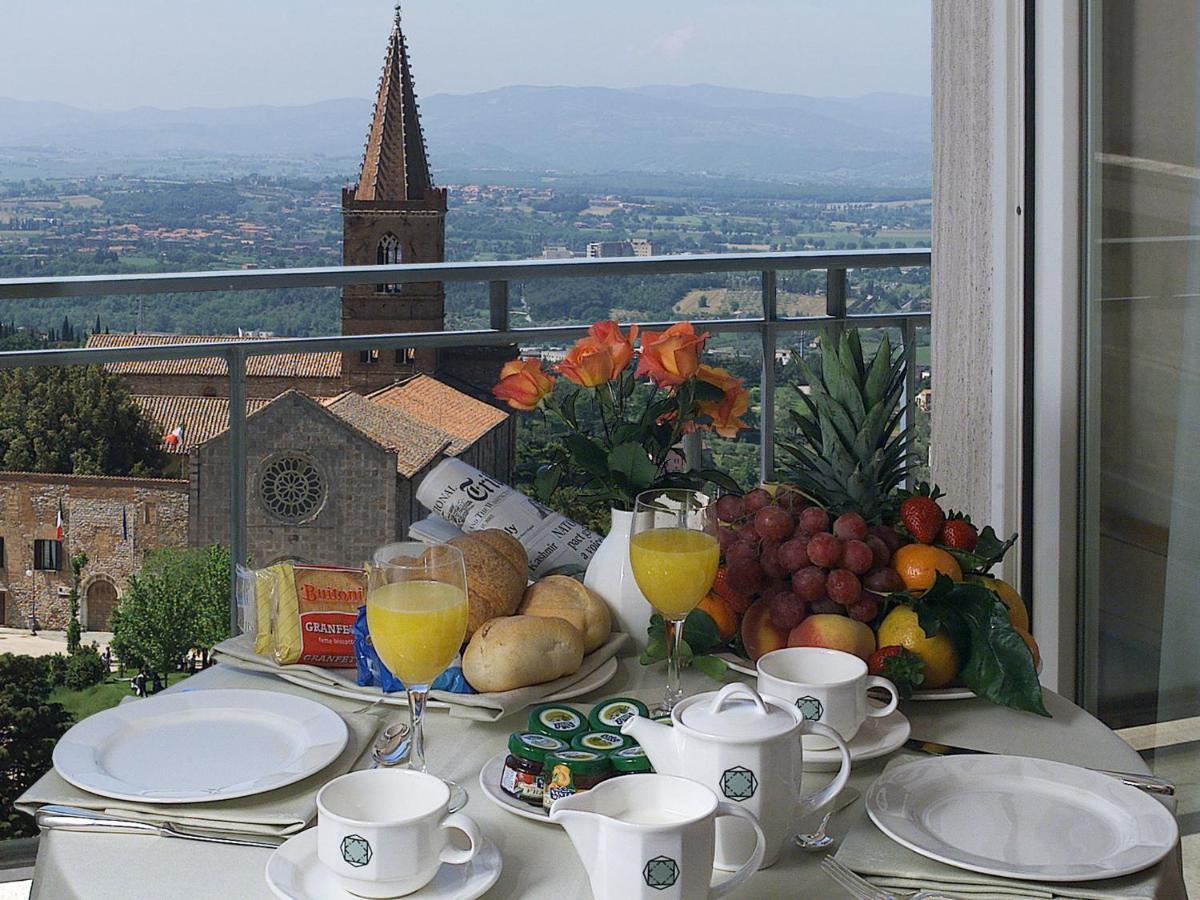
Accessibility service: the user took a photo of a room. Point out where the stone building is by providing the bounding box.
[190,381,510,567]
[0,472,188,630]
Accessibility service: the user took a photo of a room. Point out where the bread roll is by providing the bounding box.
[518,576,611,653]
[462,615,584,693]
[449,530,528,639]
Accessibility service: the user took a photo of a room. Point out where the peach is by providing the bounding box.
[740,599,789,661]
[787,614,876,662]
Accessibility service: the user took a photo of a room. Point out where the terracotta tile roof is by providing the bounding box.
[86,333,342,379]
[132,394,271,453]
[366,375,509,454]
[323,392,450,478]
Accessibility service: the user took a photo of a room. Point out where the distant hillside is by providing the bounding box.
[0,85,930,185]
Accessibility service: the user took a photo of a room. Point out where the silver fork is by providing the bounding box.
[821,856,964,900]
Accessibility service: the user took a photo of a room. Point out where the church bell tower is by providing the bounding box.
[341,5,447,391]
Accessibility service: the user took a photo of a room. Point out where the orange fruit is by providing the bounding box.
[696,592,738,641]
[892,543,963,592]
[969,575,1030,632]
[713,567,752,615]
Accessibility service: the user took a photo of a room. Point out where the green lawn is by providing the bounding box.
[51,672,191,723]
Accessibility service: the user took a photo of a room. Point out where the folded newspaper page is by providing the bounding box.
[415,458,603,577]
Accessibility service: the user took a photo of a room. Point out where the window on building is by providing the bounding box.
[377,232,402,293]
[0,536,5,568]
[395,348,416,366]
[33,539,61,571]
[144,502,158,525]
[359,349,381,365]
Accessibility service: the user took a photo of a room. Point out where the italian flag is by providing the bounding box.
[56,499,64,541]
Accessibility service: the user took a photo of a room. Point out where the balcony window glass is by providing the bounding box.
[33,539,61,571]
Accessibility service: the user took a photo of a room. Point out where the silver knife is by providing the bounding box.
[35,805,287,849]
[903,739,1175,796]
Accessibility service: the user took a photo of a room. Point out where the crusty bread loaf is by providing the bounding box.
[448,530,528,639]
[518,576,612,653]
[462,615,584,693]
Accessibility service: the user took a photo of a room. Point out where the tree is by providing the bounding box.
[111,546,231,678]
[65,552,88,654]
[0,654,71,839]
[0,365,166,476]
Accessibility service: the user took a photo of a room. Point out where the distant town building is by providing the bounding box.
[542,246,576,260]
[630,238,657,257]
[586,239,656,258]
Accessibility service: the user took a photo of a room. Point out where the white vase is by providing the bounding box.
[584,508,651,654]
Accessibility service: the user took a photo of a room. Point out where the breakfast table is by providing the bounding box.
[24,655,1187,899]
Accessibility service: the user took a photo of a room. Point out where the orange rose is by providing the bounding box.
[493,357,554,411]
[556,321,638,387]
[636,322,709,388]
[697,364,750,437]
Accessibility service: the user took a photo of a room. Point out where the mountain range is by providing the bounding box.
[0,85,930,184]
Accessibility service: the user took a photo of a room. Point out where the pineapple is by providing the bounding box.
[777,330,911,523]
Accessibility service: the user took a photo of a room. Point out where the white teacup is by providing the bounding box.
[316,769,480,898]
[550,773,766,899]
[757,647,899,749]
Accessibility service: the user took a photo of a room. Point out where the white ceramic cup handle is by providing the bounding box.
[708,801,767,898]
[797,720,851,817]
[865,675,900,718]
[437,811,480,866]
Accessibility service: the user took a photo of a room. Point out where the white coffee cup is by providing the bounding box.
[757,647,899,749]
[551,773,766,899]
[316,768,480,898]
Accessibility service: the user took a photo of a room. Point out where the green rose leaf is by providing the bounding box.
[533,464,561,502]
[608,441,659,490]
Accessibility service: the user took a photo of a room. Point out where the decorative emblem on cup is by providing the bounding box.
[643,855,680,890]
[720,766,758,802]
[340,834,372,868]
[795,695,824,722]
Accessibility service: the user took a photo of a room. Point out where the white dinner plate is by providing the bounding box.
[53,689,348,804]
[865,755,1179,882]
[478,753,557,824]
[715,652,977,700]
[803,708,910,771]
[266,828,502,900]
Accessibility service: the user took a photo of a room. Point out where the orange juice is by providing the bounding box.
[629,529,720,619]
[366,580,468,686]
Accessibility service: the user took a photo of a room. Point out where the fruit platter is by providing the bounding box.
[641,332,1047,716]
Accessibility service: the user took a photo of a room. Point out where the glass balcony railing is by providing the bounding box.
[0,248,930,626]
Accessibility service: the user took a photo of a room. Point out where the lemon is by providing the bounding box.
[876,605,960,688]
[969,575,1029,633]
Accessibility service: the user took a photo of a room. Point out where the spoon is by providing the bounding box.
[794,786,860,852]
[371,721,412,768]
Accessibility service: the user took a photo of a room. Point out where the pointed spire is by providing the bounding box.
[354,4,435,202]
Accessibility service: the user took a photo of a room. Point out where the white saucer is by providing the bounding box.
[802,708,910,771]
[478,753,555,824]
[265,828,502,900]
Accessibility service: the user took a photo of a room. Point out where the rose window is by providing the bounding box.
[259,453,326,524]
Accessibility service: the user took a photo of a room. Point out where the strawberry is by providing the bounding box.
[939,517,978,551]
[899,496,945,544]
[867,645,926,699]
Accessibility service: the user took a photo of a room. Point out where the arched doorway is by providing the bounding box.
[85,579,119,631]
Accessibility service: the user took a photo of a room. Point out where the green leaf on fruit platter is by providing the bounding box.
[608,442,659,489]
[912,575,1049,717]
[640,636,667,666]
[684,608,723,655]
[533,464,561,502]
[942,526,1018,575]
[693,655,731,682]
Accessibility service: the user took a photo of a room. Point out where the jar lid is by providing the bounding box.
[611,745,652,773]
[677,683,795,739]
[589,697,650,733]
[571,731,632,753]
[546,750,612,776]
[508,731,568,763]
[528,704,587,738]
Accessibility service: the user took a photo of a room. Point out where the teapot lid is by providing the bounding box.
[677,683,795,738]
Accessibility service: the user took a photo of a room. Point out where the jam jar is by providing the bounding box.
[588,697,650,733]
[610,745,653,776]
[500,732,567,806]
[527,704,587,740]
[542,750,612,811]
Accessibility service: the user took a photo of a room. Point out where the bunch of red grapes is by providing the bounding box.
[714,488,906,632]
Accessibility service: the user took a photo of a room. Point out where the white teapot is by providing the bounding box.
[622,682,851,869]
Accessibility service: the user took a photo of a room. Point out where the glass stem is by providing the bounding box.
[665,617,685,711]
[407,685,429,772]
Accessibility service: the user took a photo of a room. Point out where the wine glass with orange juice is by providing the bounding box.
[366,542,469,807]
[629,489,720,713]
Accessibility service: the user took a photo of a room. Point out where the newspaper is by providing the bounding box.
[415,458,603,577]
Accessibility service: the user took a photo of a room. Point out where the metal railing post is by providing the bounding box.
[901,318,919,488]
[826,267,848,338]
[489,281,509,331]
[760,270,778,484]
[226,346,247,635]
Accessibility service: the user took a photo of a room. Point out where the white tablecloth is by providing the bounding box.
[27,658,1187,899]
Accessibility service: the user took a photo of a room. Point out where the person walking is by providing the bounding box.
[132,669,148,698]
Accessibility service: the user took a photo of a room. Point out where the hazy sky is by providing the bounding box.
[0,1,930,110]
